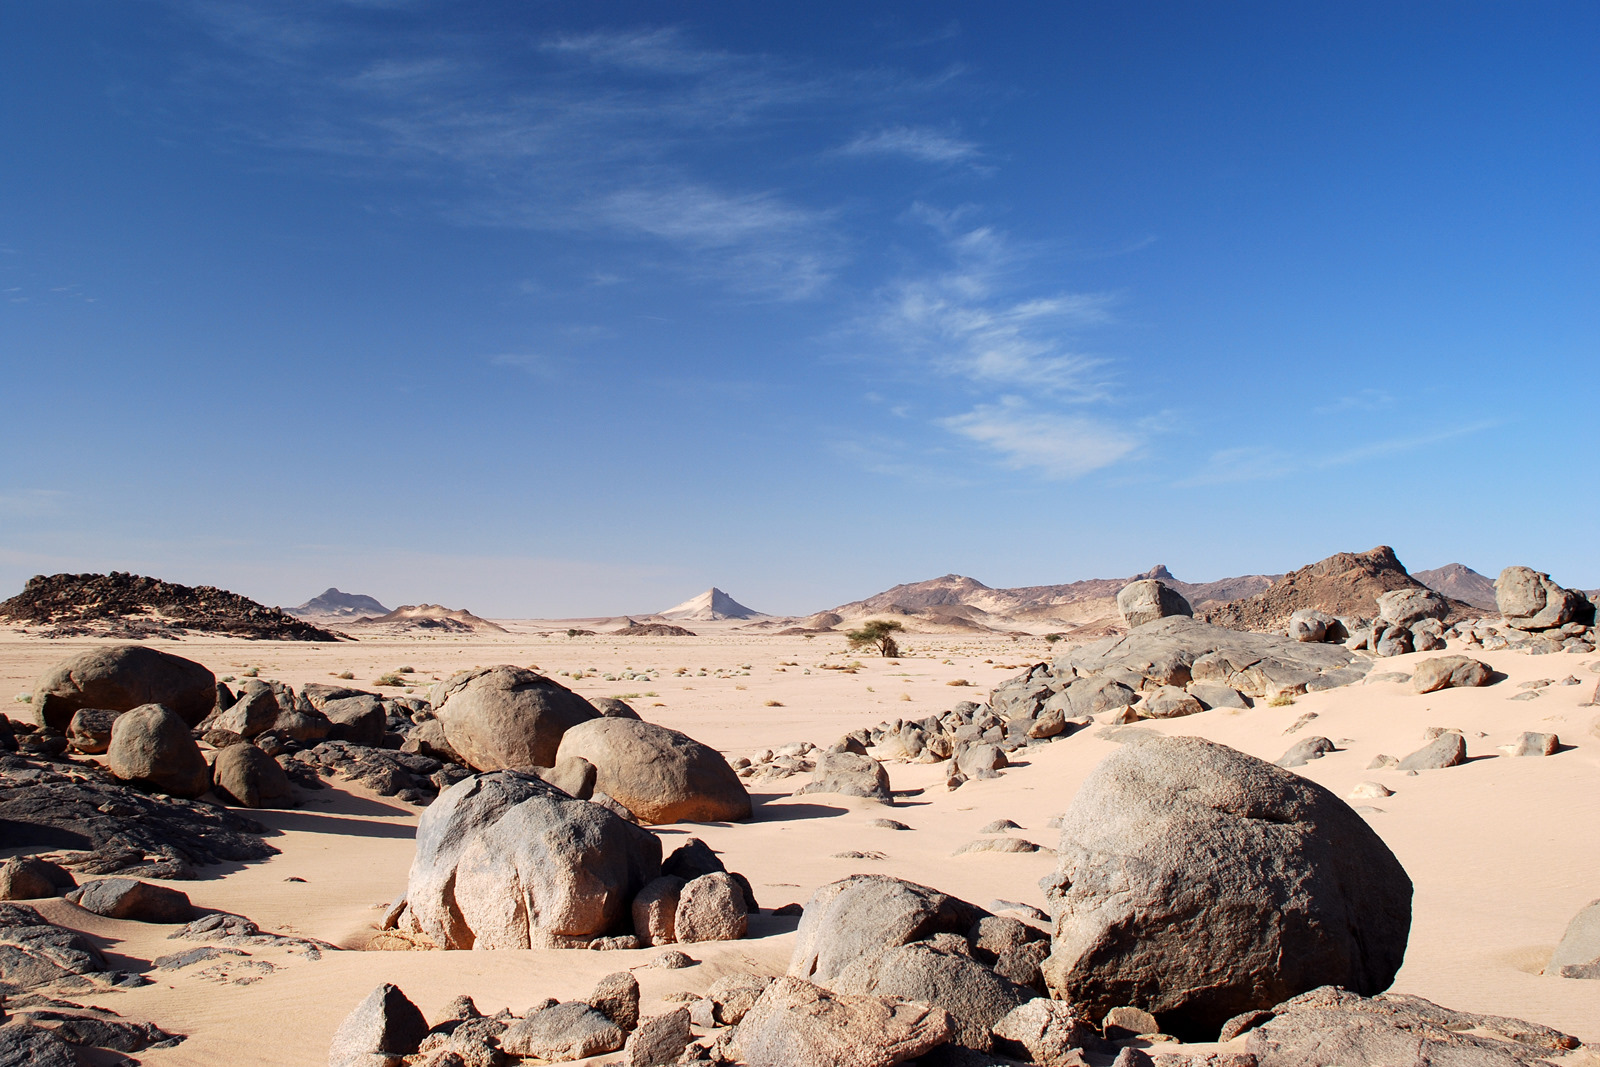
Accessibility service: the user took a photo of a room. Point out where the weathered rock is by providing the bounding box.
[1546,899,1600,978]
[64,708,121,755]
[500,1002,625,1060]
[795,751,892,802]
[1397,733,1466,771]
[1027,707,1069,739]
[1286,609,1333,644]
[1375,589,1450,628]
[736,976,955,1067]
[406,771,661,949]
[555,717,751,825]
[632,875,686,946]
[323,694,386,747]
[1117,581,1193,629]
[1041,736,1412,1039]
[1412,656,1493,693]
[0,857,73,900]
[106,704,211,798]
[211,741,294,808]
[1102,1004,1159,1037]
[1244,986,1579,1065]
[623,1007,690,1067]
[954,837,1042,856]
[1056,618,1369,700]
[833,937,1031,1051]
[702,973,773,1026]
[1139,686,1204,719]
[67,878,192,923]
[589,970,641,1031]
[1347,782,1393,800]
[990,997,1093,1065]
[590,697,642,720]
[329,984,431,1067]
[1187,683,1249,710]
[537,756,597,800]
[0,1022,77,1067]
[1496,566,1596,631]
[400,719,461,763]
[789,875,990,986]
[31,645,216,732]
[957,743,1007,778]
[432,666,598,772]
[1373,624,1414,658]
[674,872,748,943]
[1506,732,1560,757]
[1275,737,1335,768]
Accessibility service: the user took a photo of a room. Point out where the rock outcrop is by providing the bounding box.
[735,976,955,1067]
[789,875,991,986]
[1203,546,1468,633]
[1546,898,1600,979]
[1116,580,1193,628]
[431,666,598,771]
[30,645,217,731]
[555,718,752,824]
[1041,736,1412,1038]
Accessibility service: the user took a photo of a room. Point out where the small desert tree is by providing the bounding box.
[847,619,904,658]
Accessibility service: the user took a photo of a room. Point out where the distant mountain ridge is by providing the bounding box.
[813,565,1280,634]
[1413,564,1498,611]
[1203,546,1480,631]
[290,587,391,618]
[354,604,507,633]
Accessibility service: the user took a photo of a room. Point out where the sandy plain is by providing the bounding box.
[2,620,1599,1065]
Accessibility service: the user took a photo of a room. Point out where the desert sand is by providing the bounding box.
[2,620,1598,1064]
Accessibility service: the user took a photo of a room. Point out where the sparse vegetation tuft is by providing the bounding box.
[373,672,406,687]
[1267,692,1297,707]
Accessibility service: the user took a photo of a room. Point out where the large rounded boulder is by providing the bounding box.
[554,718,751,825]
[1040,735,1411,1039]
[32,645,216,732]
[211,742,294,808]
[432,666,598,772]
[1495,566,1596,631]
[405,771,661,948]
[105,704,211,798]
[1116,580,1193,629]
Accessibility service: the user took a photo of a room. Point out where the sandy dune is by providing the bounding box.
[1,622,1598,1064]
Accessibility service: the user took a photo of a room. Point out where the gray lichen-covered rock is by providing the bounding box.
[1041,736,1412,1039]
[831,938,1031,1052]
[0,1023,77,1067]
[211,741,294,808]
[432,666,598,772]
[1412,656,1493,693]
[405,770,661,949]
[536,755,597,800]
[632,875,686,946]
[623,1007,690,1067]
[990,998,1094,1065]
[1397,733,1466,771]
[1117,580,1193,629]
[555,717,751,825]
[736,976,955,1067]
[1276,736,1335,768]
[1138,686,1204,719]
[500,1001,625,1060]
[788,875,990,986]
[67,877,193,923]
[31,644,217,732]
[588,970,641,1032]
[675,871,748,943]
[106,704,211,798]
[329,983,429,1067]
[1375,588,1450,628]
[322,694,386,746]
[1496,566,1596,631]
[1244,986,1579,1065]
[1546,898,1600,979]
[794,751,892,801]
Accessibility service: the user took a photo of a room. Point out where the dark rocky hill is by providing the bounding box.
[1201,547,1477,632]
[0,572,345,641]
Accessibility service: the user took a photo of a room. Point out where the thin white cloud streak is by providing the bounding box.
[1179,421,1498,487]
[941,398,1138,479]
[841,126,980,164]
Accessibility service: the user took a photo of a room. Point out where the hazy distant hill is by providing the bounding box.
[1413,564,1498,611]
[353,604,507,633]
[290,587,391,619]
[659,588,765,621]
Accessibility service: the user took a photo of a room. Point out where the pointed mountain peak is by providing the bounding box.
[659,587,765,621]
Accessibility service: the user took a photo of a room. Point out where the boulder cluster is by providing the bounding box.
[388,773,755,951]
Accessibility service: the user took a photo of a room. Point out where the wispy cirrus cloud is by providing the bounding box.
[163,8,959,299]
[941,398,1138,479]
[1179,421,1498,487]
[841,125,980,165]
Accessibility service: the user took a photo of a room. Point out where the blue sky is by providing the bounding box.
[2,1,1596,617]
